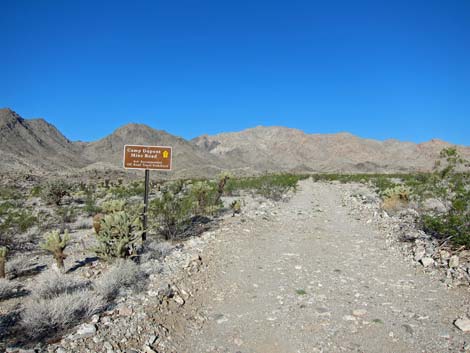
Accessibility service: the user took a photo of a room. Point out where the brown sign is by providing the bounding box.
[123,145,172,170]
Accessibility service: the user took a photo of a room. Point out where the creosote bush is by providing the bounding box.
[94,211,142,260]
[41,180,70,206]
[40,230,70,271]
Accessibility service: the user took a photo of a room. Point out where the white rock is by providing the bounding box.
[343,315,357,321]
[75,323,97,339]
[420,257,434,268]
[454,318,470,332]
[449,255,459,268]
[352,309,367,317]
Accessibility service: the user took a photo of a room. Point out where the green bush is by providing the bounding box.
[56,206,77,224]
[150,184,194,239]
[41,180,70,206]
[226,174,306,200]
[101,199,126,214]
[94,211,142,261]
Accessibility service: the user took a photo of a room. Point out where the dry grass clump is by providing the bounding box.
[32,270,90,300]
[21,290,104,338]
[382,195,409,214]
[0,278,21,301]
[94,259,146,300]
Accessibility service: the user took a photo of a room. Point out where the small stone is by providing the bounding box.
[56,349,67,353]
[91,314,100,323]
[103,341,113,350]
[74,323,97,339]
[173,294,185,305]
[234,338,243,346]
[352,309,367,317]
[343,315,357,321]
[449,255,459,269]
[402,324,414,335]
[440,250,451,259]
[454,318,470,332]
[414,247,426,261]
[420,257,434,268]
[118,306,133,316]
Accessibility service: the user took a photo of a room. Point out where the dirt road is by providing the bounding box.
[176,180,470,353]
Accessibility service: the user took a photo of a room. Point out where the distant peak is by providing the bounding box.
[0,108,23,125]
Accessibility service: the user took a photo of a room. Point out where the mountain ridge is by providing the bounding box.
[1,108,469,176]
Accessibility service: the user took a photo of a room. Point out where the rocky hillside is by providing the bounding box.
[0,108,88,172]
[80,123,229,177]
[193,126,470,173]
[1,108,469,176]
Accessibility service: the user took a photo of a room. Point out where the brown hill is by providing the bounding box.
[81,123,228,177]
[1,109,468,176]
[192,126,470,173]
[0,108,88,172]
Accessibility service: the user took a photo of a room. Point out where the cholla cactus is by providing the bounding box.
[382,185,412,201]
[94,211,142,261]
[216,172,231,202]
[0,247,7,278]
[230,200,241,216]
[40,230,70,271]
[101,199,126,214]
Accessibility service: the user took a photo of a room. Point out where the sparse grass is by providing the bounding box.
[0,278,21,301]
[0,186,21,200]
[295,288,307,295]
[94,259,146,300]
[21,289,104,339]
[32,270,91,300]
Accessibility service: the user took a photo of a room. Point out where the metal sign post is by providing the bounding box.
[123,145,173,242]
[142,169,150,241]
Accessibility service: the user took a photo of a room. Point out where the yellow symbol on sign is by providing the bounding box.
[163,150,169,159]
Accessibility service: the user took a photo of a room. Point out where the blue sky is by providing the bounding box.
[1,0,469,144]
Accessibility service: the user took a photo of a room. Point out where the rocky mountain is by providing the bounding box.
[0,108,88,172]
[1,108,469,176]
[80,123,229,177]
[192,126,470,173]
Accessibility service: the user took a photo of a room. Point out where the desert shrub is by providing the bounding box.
[93,259,146,299]
[30,185,42,197]
[418,148,470,247]
[41,180,70,206]
[149,184,194,239]
[83,189,101,216]
[21,289,104,339]
[32,270,90,300]
[55,206,77,224]
[110,181,145,198]
[0,186,21,200]
[40,230,70,271]
[226,174,305,200]
[190,181,221,216]
[140,241,174,262]
[0,202,37,236]
[0,278,21,301]
[5,255,36,278]
[100,199,126,214]
[94,211,142,260]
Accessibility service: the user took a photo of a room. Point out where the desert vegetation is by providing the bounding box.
[0,148,468,349]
